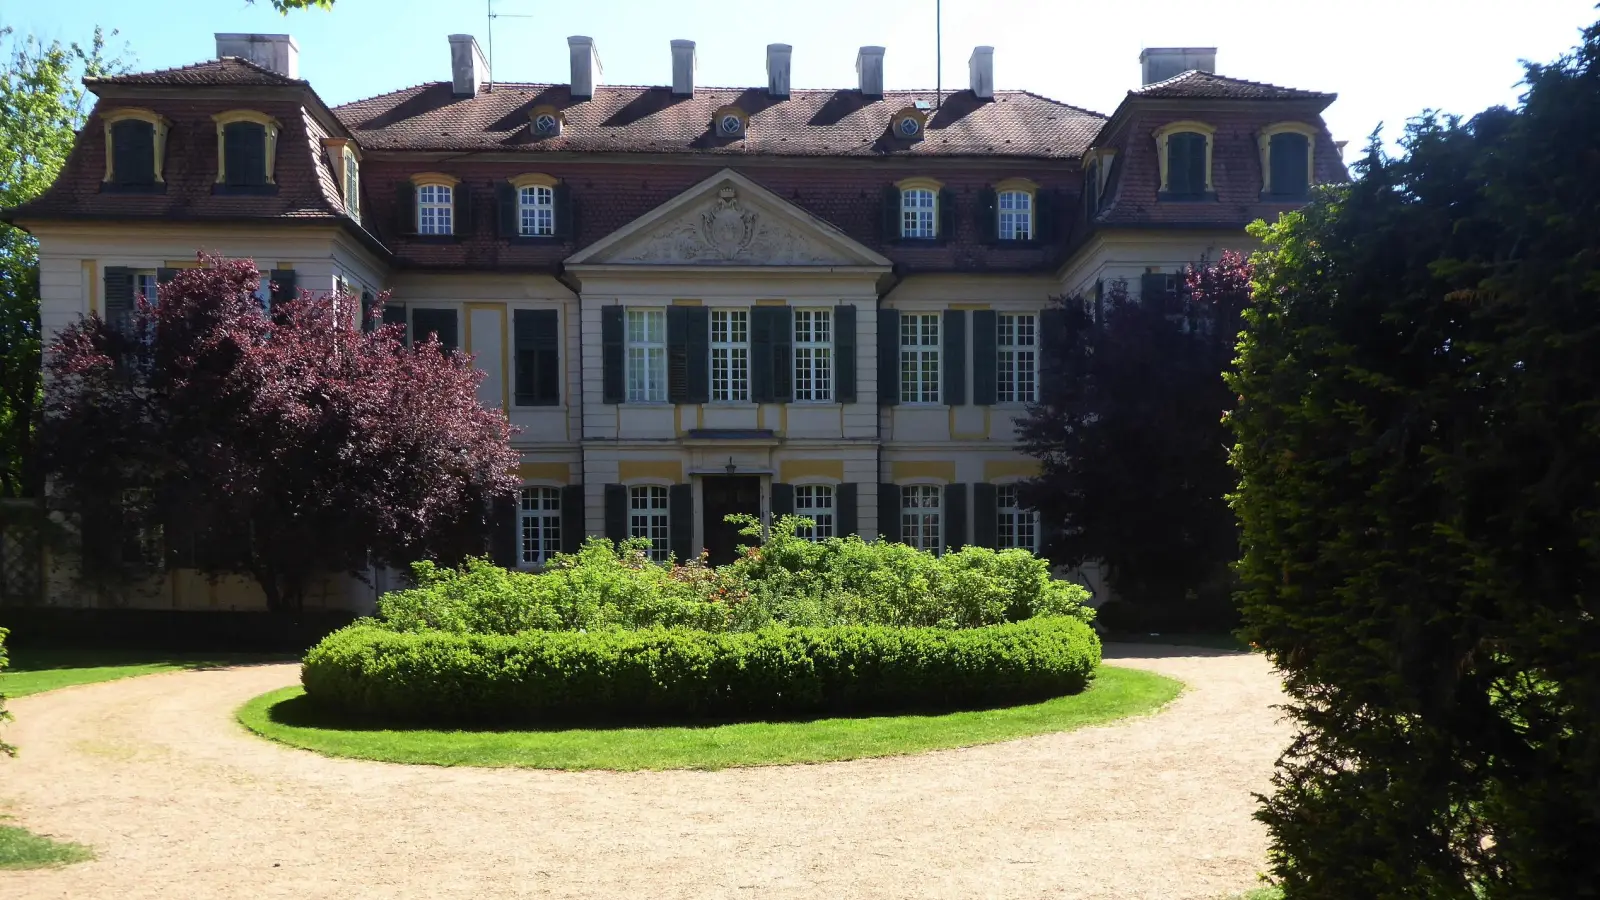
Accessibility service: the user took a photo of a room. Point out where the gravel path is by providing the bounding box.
[0,646,1287,900]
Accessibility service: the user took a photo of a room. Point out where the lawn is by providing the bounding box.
[0,822,93,870]
[0,647,276,698]
[238,663,1182,771]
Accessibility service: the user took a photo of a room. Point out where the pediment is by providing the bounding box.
[566,169,891,269]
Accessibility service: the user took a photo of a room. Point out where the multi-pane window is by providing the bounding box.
[254,273,272,313]
[710,309,750,402]
[626,309,667,403]
[518,486,562,566]
[519,185,555,236]
[998,190,1033,241]
[134,271,159,308]
[417,184,453,235]
[901,188,936,239]
[997,313,1037,403]
[996,485,1037,551]
[900,314,941,403]
[628,485,670,562]
[794,485,835,540]
[901,485,942,552]
[793,309,832,402]
[343,152,360,220]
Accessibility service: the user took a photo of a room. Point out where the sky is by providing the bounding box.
[8,0,1598,164]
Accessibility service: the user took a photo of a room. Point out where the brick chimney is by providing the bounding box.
[214,33,298,78]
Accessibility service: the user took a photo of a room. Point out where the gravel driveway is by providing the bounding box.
[0,645,1287,900]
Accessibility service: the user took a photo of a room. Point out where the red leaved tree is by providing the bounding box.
[39,255,519,612]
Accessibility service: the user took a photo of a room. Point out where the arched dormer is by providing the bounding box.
[101,108,170,189]
[1152,120,1216,199]
[1258,121,1319,199]
[212,110,281,191]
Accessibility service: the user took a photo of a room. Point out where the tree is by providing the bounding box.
[40,256,520,612]
[1228,20,1600,899]
[1016,254,1252,631]
[0,27,124,499]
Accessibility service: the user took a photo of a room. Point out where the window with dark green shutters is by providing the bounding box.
[1268,132,1311,198]
[410,308,458,351]
[110,120,156,188]
[514,309,561,406]
[223,122,269,188]
[1165,132,1209,197]
[518,486,562,566]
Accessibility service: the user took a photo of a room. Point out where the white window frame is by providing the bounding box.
[416,183,453,235]
[710,308,750,402]
[134,270,159,308]
[900,313,941,404]
[997,190,1033,241]
[996,484,1038,551]
[792,308,833,402]
[901,188,937,239]
[625,309,668,403]
[901,484,943,553]
[518,486,562,567]
[996,313,1037,404]
[342,151,360,220]
[794,484,835,540]
[628,485,671,562]
[519,185,555,237]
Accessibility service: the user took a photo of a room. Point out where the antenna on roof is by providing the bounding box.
[486,0,534,93]
[935,0,942,109]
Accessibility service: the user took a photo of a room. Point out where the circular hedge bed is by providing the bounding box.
[301,615,1101,726]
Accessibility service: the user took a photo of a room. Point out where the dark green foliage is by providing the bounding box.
[0,626,13,756]
[1228,21,1600,899]
[300,616,1101,725]
[1018,257,1251,631]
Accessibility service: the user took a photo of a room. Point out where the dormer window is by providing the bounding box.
[212,110,281,194]
[712,105,748,139]
[1259,122,1318,200]
[323,138,362,222]
[892,106,928,140]
[993,178,1038,241]
[890,177,946,241]
[417,183,453,234]
[497,174,570,240]
[399,172,463,237]
[101,109,169,192]
[1153,120,1216,200]
[530,104,564,137]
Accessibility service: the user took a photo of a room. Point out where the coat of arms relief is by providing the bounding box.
[617,184,847,265]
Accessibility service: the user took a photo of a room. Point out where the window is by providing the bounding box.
[899,313,940,403]
[626,309,667,403]
[1260,123,1317,199]
[213,111,280,190]
[518,185,555,237]
[901,188,937,239]
[794,485,835,540]
[1084,158,1101,219]
[996,313,1037,403]
[719,114,744,137]
[253,273,272,313]
[793,308,833,402]
[996,485,1037,551]
[629,485,670,562]
[710,309,750,402]
[102,109,168,189]
[518,486,562,566]
[343,152,360,220]
[134,271,159,308]
[532,112,561,136]
[901,485,942,552]
[997,190,1033,241]
[897,115,921,138]
[417,184,454,235]
[1154,121,1215,199]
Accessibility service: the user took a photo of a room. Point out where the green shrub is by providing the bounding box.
[0,626,11,756]
[302,616,1101,725]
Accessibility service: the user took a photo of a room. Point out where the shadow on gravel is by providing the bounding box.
[1101,642,1253,661]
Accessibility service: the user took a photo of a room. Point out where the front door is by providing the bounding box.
[701,476,762,565]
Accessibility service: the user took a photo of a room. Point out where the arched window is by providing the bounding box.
[1259,122,1318,199]
[1153,120,1216,199]
[519,185,554,236]
[417,183,454,235]
[212,110,281,191]
[994,178,1038,241]
[901,188,937,239]
[102,109,168,189]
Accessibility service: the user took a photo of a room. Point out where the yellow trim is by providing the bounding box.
[753,299,788,307]
[1258,121,1320,194]
[671,298,703,306]
[891,105,929,138]
[895,176,944,192]
[212,110,282,185]
[83,260,97,315]
[619,460,684,483]
[984,459,1042,481]
[994,177,1039,193]
[516,462,571,481]
[162,260,203,269]
[509,172,560,189]
[410,171,461,188]
[892,460,956,482]
[101,108,171,183]
[276,261,294,270]
[1152,120,1217,194]
[948,302,991,311]
[712,104,750,134]
[464,302,509,412]
[320,137,362,161]
[780,459,844,482]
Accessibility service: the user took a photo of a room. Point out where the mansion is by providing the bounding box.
[9,32,1345,609]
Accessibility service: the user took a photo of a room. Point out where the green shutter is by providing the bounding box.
[554,183,575,239]
[972,310,997,405]
[667,305,690,404]
[604,484,627,542]
[1039,307,1066,359]
[561,484,585,553]
[514,309,560,406]
[491,494,519,567]
[944,483,968,552]
[937,188,957,243]
[453,184,472,236]
[972,483,998,548]
[601,306,624,404]
[771,305,793,403]
[1141,273,1178,313]
[975,186,998,243]
[943,309,966,406]
[837,483,859,538]
[1270,132,1310,198]
[882,185,902,241]
[834,304,857,403]
[669,484,693,561]
[102,266,134,329]
[496,182,518,237]
[685,306,710,403]
[1035,189,1058,242]
[750,306,775,403]
[395,181,417,234]
[877,308,899,406]
[381,302,407,332]
[224,122,267,187]
[360,291,375,332]
[269,269,297,306]
[770,483,794,519]
[878,484,901,542]
[112,120,155,187]
[411,308,457,351]
[1167,132,1208,196]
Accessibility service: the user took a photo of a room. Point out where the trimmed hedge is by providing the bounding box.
[301,616,1101,725]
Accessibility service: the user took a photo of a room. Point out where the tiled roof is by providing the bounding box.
[1132,70,1334,101]
[86,57,305,88]
[333,84,1106,159]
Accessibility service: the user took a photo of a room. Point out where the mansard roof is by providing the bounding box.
[1131,70,1336,103]
[333,84,1106,159]
[85,57,306,89]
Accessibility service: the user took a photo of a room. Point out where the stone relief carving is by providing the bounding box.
[612,184,852,265]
